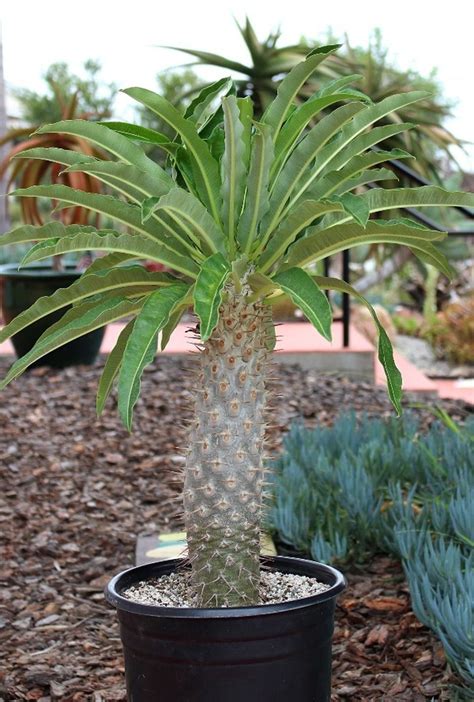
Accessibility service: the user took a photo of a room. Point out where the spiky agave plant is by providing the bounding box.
[1,47,473,607]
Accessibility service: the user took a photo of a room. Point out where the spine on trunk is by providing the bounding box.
[184,288,270,607]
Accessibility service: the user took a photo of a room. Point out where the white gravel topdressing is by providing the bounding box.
[123,569,331,608]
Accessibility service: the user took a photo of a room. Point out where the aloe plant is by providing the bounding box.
[1,47,473,607]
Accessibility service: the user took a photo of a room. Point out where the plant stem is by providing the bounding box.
[184,287,270,607]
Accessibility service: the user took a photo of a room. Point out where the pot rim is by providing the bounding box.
[0,262,81,278]
[105,555,346,619]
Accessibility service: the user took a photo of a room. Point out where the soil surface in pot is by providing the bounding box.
[123,568,331,607]
[0,355,470,701]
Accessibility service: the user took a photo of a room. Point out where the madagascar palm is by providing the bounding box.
[1,47,473,607]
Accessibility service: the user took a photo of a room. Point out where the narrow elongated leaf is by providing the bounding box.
[237,96,253,170]
[310,91,427,176]
[160,302,188,350]
[307,148,411,199]
[193,252,230,341]
[1,297,143,388]
[264,103,366,234]
[13,147,97,168]
[36,120,173,185]
[184,77,233,130]
[20,230,199,278]
[332,168,398,195]
[237,123,274,255]
[262,45,340,138]
[318,123,415,175]
[118,284,189,429]
[11,184,194,259]
[361,185,474,213]
[272,91,370,177]
[0,265,174,343]
[161,45,252,74]
[65,161,171,199]
[99,121,170,146]
[284,220,453,278]
[142,188,226,255]
[221,96,248,246]
[257,200,344,272]
[315,276,403,414]
[321,185,474,230]
[96,319,135,415]
[0,221,95,247]
[273,267,332,341]
[122,87,221,222]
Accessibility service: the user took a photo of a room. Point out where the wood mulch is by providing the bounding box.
[0,356,470,701]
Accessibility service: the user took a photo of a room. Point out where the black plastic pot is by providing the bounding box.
[0,263,105,367]
[106,556,346,702]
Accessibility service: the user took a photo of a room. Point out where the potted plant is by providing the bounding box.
[0,61,115,366]
[1,47,473,701]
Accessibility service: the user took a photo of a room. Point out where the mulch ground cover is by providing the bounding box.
[0,355,471,701]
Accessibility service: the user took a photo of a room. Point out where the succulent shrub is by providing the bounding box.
[1,47,473,607]
[423,296,474,365]
[269,413,474,688]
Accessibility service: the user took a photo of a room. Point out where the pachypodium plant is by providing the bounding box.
[1,46,473,607]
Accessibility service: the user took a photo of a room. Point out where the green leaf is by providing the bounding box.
[331,193,370,226]
[193,252,230,341]
[237,123,274,255]
[96,318,135,415]
[273,267,332,341]
[13,146,97,168]
[311,91,427,175]
[307,148,411,199]
[221,96,248,247]
[257,199,344,273]
[81,252,138,276]
[0,265,174,343]
[262,45,341,139]
[272,91,371,178]
[361,185,474,213]
[118,284,189,429]
[122,87,222,223]
[1,297,143,388]
[321,185,474,230]
[237,96,253,170]
[315,276,403,414]
[36,119,173,185]
[184,77,234,130]
[11,184,185,251]
[142,187,226,256]
[99,121,171,146]
[284,220,453,278]
[318,123,415,175]
[332,168,398,195]
[0,221,95,248]
[263,103,366,234]
[64,160,171,200]
[19,229,199,279]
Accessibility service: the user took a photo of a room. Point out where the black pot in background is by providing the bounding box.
[106,556,346,702]
[0,263,105,368]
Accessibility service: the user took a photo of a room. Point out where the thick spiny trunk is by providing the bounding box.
[184,289,269,607]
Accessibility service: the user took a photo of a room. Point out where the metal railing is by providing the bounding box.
[327,159,474,347]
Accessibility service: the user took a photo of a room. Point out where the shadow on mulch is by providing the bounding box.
[0,356,470,701]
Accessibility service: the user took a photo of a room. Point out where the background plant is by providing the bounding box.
[168,18,463,179]
[0,48,472,608]
[0,61,115,251]
[268,413,474,692]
